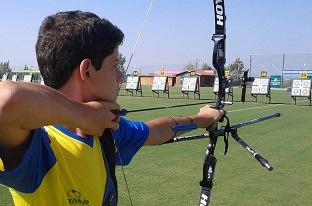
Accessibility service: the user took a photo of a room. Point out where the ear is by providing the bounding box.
[79,58,93,82]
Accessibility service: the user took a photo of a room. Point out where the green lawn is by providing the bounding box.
[1,86,312,205]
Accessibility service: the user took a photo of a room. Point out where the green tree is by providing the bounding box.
[117,54,126,80]
[184,59,199,71]
[201,62,213,70]
[226,58,245,78]
[0,61,11,78]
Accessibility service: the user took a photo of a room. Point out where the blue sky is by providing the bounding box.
[0,0,312,73]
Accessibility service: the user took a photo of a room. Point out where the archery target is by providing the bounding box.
[125,76,139,89]
[1,74,7,81]
[303,80,310,87]
[214,77,219,84]
[260,87,268,93]
[292,80,301,87]
[253,78,261,85]
[182,77,197,91]
[301,88,310,96]
[213,77,231,93]
[11,74,17,81]
[213,84,219,93]
[213,77,219,93]
[251,78,270,95]
[251,86,260,94]
[152,76,167,91]
[23,75,32,82]
[291,79,311,97]
[261,79,269,85]
[291,88,300,96]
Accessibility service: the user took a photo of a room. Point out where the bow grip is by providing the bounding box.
[206,108,226,132]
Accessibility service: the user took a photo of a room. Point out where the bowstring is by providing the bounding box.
[116,1,155,205]
[119,0,155,93]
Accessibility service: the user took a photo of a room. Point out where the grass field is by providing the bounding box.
[1,86,312,205]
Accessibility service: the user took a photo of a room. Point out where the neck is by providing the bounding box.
[58,68,88,102]
[59,82,83,102]
[64,126,89,138]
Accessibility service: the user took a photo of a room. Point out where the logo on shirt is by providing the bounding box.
[67,189,89,205]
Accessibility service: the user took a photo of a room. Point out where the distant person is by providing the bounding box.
[0,10,223,205]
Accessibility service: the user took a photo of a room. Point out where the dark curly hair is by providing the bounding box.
[36,10,124,89]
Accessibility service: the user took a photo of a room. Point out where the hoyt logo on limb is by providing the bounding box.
[215,0,224,26]
[200,193,208,206]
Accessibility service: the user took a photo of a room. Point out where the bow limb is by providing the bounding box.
[212,0,227,109]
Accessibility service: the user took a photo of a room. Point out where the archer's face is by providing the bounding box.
[88,48,123,102]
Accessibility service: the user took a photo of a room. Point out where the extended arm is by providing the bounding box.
[144,105,223,145]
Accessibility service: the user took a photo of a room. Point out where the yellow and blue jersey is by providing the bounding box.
[0,117,148,205]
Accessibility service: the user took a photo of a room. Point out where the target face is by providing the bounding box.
[213,77,219,92]
[11,75,17,81]
[302,80,311,87]
[251,78,270,95]
[291,88,300,96]
[253,78,261,85]
[293,80,301,87]
[125,76,139,89]
[251,86,260,94]
[291,79,311,97]
[301,88,310,96]
[23,75,32,82]
[260,87,267,93]
[152,76,167,91]
[182,77,197,91]
[261,79,269,85]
